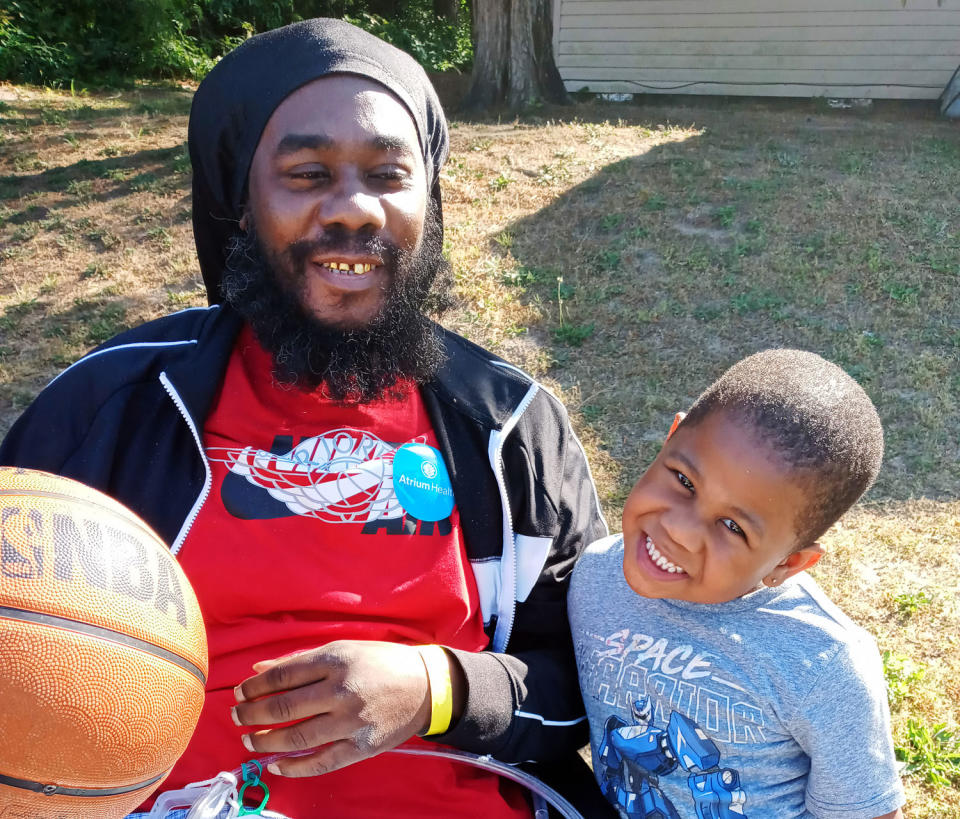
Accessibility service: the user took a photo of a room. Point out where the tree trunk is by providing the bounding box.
[464,0,510,110]
[462,0,568,111]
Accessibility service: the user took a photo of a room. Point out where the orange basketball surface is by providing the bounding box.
[0,467,208,818]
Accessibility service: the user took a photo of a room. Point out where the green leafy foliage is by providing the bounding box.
[0,8,74,86]
[893,589,934,619]
[345,2,472,72]
[882,651,926,709]
[0,0,472,85]
[896,719,960,787]
[0,0,214,85]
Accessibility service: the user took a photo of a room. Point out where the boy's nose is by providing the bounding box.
[659,508,706,554]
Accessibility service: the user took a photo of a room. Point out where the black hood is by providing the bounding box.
[187,17,449,304]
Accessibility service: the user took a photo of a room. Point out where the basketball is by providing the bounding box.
[0,467,208,818]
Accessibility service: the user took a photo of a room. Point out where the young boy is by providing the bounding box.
[569,349,905,819]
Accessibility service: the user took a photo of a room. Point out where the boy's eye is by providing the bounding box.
[722,518,745,537]
[675,471,694,492]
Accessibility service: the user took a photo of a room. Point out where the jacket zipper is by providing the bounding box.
[160,371,213,556]
[490,381,540,653]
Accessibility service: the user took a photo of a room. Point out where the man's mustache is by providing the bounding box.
[286,230,394,267]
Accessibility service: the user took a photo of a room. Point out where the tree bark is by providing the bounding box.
[464,0,510,110]
[462,0,568,111]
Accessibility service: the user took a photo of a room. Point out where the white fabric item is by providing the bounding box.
[470,558,501,625]
[514,534,552,603]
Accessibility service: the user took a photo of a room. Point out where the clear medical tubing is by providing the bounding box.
[142,747,585,819]
[391,747,584,819]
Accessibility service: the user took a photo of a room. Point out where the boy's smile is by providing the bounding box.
[621,410,823,604]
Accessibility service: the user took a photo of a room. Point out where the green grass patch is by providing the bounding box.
[883,651,927,709]
[897,720,960,788]
[553,322,595,347]
[892,590,934,619]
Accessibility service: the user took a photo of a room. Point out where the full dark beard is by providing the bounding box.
[219,205,450,404]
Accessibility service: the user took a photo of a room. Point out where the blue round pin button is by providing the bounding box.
[393,443,454,522]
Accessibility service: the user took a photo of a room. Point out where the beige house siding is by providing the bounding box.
[553,0,960,99]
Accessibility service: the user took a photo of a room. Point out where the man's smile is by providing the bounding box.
[307,256,386,292]
[317,260,377,275]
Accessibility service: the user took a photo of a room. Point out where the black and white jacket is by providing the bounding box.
[0,304,608,765]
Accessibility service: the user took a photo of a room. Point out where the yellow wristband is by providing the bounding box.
[417,644,453,736]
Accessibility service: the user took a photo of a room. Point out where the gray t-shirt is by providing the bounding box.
[569,534,904,818]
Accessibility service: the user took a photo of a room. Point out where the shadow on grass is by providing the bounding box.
[0,142,189,205]
[493,122,958,503]
[0,291,142,435]
[0,93,193,128]
[448,93,944,129]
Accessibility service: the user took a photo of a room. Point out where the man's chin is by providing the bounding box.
[270,313,443,402]
[303,305,383,334]
[222,259,444,403]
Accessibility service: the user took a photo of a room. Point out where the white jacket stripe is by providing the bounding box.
[48,340,198,387]
[489,382,540,653]
[514,710,588,727]
[160,372,213,556]
[492,362,608,533]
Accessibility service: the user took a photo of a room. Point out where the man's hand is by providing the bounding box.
[231,640,435,777]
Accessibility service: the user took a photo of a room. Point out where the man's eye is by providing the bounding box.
[369,168,406,182]
[675,471,694,492]
[290,169,328,181]
[722,518,745,537]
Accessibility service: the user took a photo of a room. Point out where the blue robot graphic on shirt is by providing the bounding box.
[596,697,748,818]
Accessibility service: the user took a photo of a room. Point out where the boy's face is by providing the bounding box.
[621,409,822,604]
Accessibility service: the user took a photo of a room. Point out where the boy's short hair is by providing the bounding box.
[680,349,884,548]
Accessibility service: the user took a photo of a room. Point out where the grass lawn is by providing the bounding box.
[1,81,958,814]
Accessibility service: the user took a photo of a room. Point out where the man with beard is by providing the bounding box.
[0,19,608,818]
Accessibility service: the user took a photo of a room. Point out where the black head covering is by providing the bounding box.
[188,18,449,304]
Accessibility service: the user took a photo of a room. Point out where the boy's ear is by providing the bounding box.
[239,211,249,232]
[666,412,686,441]
[763,542,824,588]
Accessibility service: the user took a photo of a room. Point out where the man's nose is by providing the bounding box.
[318,174,386,233]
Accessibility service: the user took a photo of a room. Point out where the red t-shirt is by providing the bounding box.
[143,326,529,818]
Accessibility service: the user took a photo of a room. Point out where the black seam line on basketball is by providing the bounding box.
[0,770,165,797]
[0,606,206,685]
[0,488,165,551]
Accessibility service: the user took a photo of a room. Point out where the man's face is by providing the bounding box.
[620,410,810,604]
[245,74,429,329]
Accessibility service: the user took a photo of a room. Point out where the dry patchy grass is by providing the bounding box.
[813,500,960,815]
[1,82,958,814]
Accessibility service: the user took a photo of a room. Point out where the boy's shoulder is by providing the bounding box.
[571,533,627,584]
[743,574,886,713]
[771,573,879,656]
[581,532,624,556]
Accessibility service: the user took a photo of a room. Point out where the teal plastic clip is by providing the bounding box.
[237,760,270,816]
